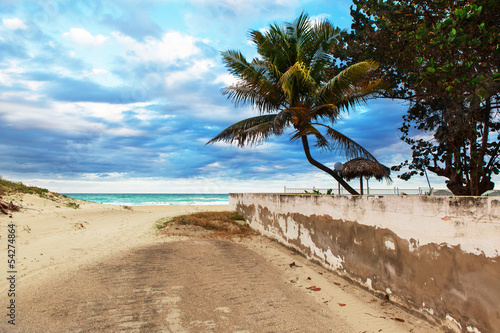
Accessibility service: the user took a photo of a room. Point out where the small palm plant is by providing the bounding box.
[208,13,386,195]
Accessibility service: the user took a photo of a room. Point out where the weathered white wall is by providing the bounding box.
[230,193,500,333]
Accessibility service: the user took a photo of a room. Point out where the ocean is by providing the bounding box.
[63,193,229,206]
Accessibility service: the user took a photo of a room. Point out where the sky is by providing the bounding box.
[0,0,481,193]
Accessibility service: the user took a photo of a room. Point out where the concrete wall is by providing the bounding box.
[229,193,500,333]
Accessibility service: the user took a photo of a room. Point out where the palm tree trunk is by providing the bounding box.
[301,136,360,195]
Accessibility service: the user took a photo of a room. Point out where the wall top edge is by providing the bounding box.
[228,193,498,199]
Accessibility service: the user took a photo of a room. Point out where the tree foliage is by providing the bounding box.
[208,13,387,194]
[347,0,500,195]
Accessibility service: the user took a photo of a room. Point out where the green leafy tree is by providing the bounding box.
[347,0,500,195]
[208,13,386,195]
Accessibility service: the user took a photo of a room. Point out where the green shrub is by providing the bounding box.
[65,202,80,209]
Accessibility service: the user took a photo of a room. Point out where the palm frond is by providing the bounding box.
[309,22,342,79]
[248,30,265,48]
[273,109,293,129]
[252,25,294,70]
[266,61,284,82]
[279,61,314,103]
[207,114,281,147]
[287,13,312,61]
[323,126,376,160]
[222,84,282,113]
[221,50,256,77]
[309,104,340,122]
[334,78,388,112]
[221,51,285,112]
[318,60,379,104]
[289,124,329,149]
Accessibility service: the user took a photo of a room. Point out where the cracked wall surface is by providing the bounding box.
[230,193,500,333]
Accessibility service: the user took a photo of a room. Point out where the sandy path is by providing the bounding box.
[0,194,442,332]
[15,240,354,332]
[0,194,227,293]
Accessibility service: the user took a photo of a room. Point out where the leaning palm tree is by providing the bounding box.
[208,13,386,195]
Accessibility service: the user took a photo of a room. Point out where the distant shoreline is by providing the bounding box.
[63,193,229,206]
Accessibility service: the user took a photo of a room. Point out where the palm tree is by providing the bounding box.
[208,13,386,195]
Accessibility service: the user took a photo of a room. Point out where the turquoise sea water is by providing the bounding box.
[63,193,229,206]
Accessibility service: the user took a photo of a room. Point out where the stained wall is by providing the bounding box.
[229,193,500,333]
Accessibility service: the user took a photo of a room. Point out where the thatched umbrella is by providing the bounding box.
[341,158,391,195]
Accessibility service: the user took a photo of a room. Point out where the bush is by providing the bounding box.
[65,202,80,209]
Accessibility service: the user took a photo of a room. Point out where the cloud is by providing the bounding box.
[181,0,302,53]
[2,18,27,30]
[107,127,143,137]
[112,31,201,63]
[309,14,332,25]
[198,161,223,172]
[165,59,216,87]
[98,0,163,39]
[40,76,129,103]
[186,0,299,16]
[0,100,99,133]
[253,166,269,172]
[0,39,29,61]
[213,73,238,86]
[82,68,122,87]
[63,28,108,46]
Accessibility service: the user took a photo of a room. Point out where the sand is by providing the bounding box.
[0,194,441,332]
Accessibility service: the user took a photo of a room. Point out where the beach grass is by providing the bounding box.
[155,211,254,236]
[0,176,81,212]
[65,202,80,209]
[0,177,52,197]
